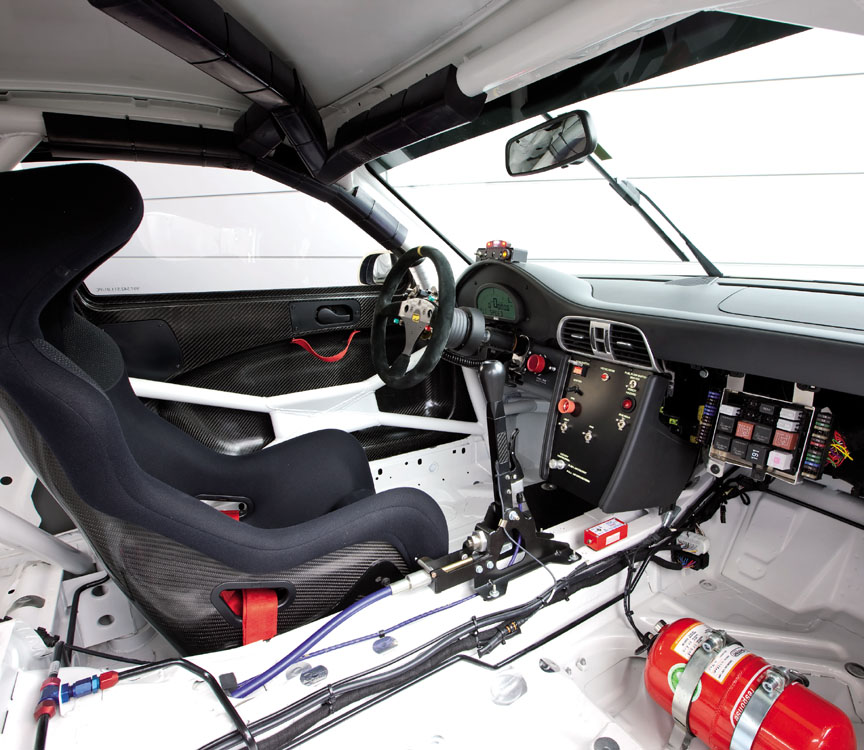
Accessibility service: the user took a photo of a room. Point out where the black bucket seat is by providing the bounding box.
[0,163,447,654]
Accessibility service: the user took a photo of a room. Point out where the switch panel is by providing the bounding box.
[544,356,697,512]
[709,389,815,483]
[548,358,650,505]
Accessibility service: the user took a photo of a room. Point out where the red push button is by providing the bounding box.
[621,398,635,412]
[526,354,546,373]
[600,372,611,382]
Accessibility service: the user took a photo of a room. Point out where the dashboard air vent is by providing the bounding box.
[609,324,653,368]
[559,317,592,356]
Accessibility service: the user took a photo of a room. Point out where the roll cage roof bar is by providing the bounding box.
[26,4,803,252]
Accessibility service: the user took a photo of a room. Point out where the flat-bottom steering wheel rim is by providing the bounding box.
[370,246,455,390]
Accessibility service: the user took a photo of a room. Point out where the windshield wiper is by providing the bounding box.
[587,154,723,277]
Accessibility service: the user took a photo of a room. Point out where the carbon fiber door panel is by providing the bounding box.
[82,288,471,457]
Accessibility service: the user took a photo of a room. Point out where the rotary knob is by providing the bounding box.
[558,398,581,415]
[526,353,546,373]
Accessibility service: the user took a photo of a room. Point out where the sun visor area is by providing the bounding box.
[318,65,486,184]
[89,0,328,175]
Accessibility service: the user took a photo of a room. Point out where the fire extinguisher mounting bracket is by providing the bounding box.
[666,628,736,750]
[728,667,793,750]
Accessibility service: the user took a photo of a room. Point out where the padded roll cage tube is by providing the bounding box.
[33,114,409,253]
[89,1,486,183]
[88,0,327,175]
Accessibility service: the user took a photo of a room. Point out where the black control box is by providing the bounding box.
[547,357,697,511]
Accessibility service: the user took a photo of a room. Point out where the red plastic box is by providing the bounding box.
[584,517,628,551]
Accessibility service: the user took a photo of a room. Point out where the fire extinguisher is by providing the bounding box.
[644,618,856,750]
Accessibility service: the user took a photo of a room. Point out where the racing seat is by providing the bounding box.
[0,164,448,654]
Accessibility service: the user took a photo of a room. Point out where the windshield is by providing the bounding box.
[380,28,864,284]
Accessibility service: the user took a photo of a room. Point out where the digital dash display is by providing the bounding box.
[476,285,520,321]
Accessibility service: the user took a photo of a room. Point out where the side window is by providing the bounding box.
[85,162,384,296]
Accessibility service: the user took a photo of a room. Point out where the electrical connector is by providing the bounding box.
[677,530,710,555]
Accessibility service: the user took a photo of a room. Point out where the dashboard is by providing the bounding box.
[455,260,864,514]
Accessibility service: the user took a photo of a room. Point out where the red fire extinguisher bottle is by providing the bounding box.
[644,618,856,750]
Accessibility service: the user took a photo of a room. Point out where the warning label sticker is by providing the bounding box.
[672,623,711,660]
[705,644,750,684]
[587,518,625,535]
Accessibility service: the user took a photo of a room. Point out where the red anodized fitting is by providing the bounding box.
[33,676,61,719]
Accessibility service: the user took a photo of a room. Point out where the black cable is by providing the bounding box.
[623,551,653,647]
[33,641,64,750]
[457,592,626,672]
[271,594,629,749]
[65,643,151,666]
[33,714,49,750]
[261,638,475,749]
[203,488,730,750]
[650,553,688,571]
[441,349,484,368]
[735,478,864,532]
[64,574,110,664]
[281,654,459,749]
[119,659,258,750]
[204,554,630,750]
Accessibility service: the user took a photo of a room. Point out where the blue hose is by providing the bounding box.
[231,586,392,698]
[304,593,476,659]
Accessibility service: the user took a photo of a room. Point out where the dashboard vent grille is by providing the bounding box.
[609,324,653,368]
[559,318,592,356]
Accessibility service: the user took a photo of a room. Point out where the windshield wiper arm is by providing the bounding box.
[587,155,722,277]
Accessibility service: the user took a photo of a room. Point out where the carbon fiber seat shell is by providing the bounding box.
[0,164,447,653]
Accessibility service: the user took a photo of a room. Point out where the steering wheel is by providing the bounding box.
[371,246,455,390]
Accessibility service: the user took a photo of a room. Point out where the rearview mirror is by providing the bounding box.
[505,110,596,176]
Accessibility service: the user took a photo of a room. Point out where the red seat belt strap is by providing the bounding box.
[218,509,278,645]
[219,588,278,645]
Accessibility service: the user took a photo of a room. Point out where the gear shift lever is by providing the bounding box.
[479,359,518,509]
[414,358,576,599]
[479,359,506,406]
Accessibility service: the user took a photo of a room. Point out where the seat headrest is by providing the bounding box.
[0,163,144,345]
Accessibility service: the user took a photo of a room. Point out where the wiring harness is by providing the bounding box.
[200,473,742,750]
[36,473,753,750]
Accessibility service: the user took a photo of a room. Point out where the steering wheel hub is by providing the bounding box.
[371,246,455,389]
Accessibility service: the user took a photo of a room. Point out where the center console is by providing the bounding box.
[543,356,697,512]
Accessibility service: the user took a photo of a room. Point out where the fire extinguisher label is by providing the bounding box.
[672,622,712,659]
[705,644,750,683]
